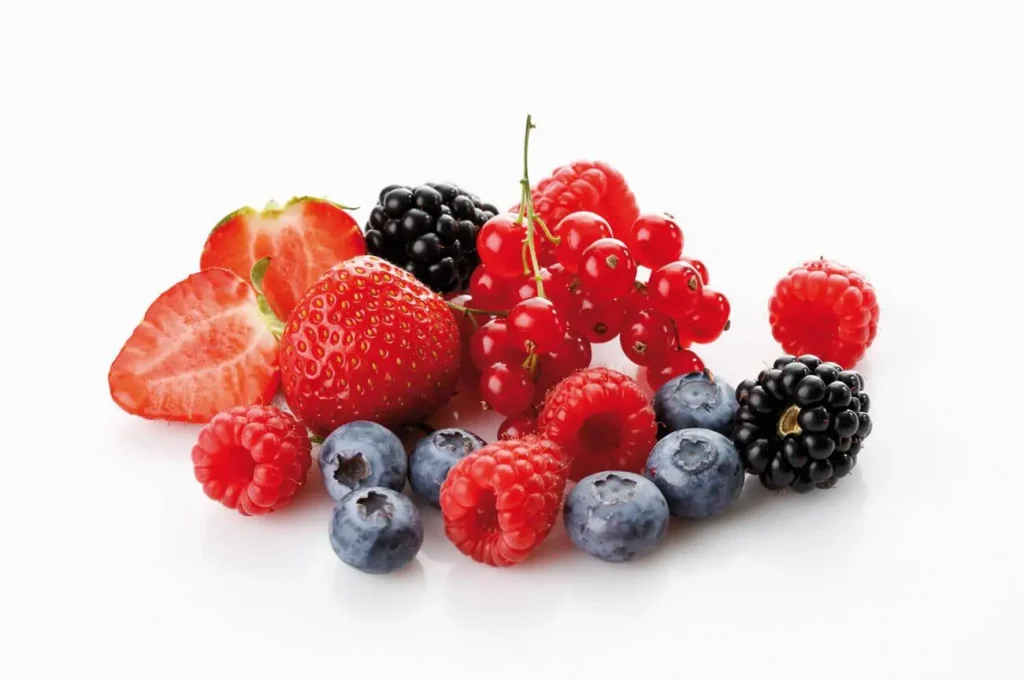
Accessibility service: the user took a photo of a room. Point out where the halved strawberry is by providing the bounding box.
[200,197,367,320]
[109,268,281,423]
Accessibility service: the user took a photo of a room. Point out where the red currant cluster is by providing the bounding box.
[446,116,731,433]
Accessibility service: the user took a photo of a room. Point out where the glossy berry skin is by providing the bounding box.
[478,214,528,279]
[318,421,407,502]
[578,238,638,301]
[440,436,569,566]
[329,487,423,574]
[408,428,486,507]
[480,362,534,416]
[680,257,709,285]
[653,370,738,437]
[534,330,593,402]
[519,161,640,241]
[364,183,495,293]
[538,368,657,481]
[733,354,873,492]
[682,289,731,344]
[515,268,570,311]
[553,211,614,273]
[620,309,674,366]
[507,297,566,354]
[769,259,879,369]
[469,264,518,309]
[563,471,669,562]
[647,349,706,391]
[191,406,312,516]
[279,256,461,437]
[498,412,538,439]
[566,289,626,343]
[649,260,705,320]
[622,280,652,317]
[644,428,744,518]
[470,319,517,372]
[627,213,684,269]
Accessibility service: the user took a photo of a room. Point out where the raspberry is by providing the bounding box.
[192,405,312,516]
[517,161,640,240]
[440,436,568,567]
[538,368,657,481]
[769,258,879,369]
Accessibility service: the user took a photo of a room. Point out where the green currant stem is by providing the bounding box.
[521,350,539,377]
[518,114,549,299]
[445,302,509,325]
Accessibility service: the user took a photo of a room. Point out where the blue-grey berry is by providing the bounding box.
[564,471,670,562]
[319,421,407,501]
[653,370,738,438]
[644,428,744,518]
[329,487,423,574]
[408,428,485,507]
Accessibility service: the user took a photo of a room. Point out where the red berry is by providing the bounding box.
[622,280,652,317]
[480,362,535,416]
[565,289,626,343]
[682,289,731,344]
[446,293,490,336]
[535,329,593,402]
[769,259,879,368]
[470,319,521,372]
[649,260,704,320]
[470,264,517,309]
[578,238,638,302]
[517,161,640,240]
[278,257,461,435]
[553,211,613,273]
[515,269,571,311]
[478,214,528,279]
[507,297,566,355]
[619,309,674,366]
[440,436,569,566]
[538,368,657,481]
[497,411,538,439]
[648,349,705,390]
[627,213,683,269]
[680,256,709,284]
[191,405,312,516]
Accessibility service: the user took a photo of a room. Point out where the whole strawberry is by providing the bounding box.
[279,256,461,436]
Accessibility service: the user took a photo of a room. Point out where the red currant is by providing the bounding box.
[619,309,674,366]
[535,329,593,400]
[566,289,626,343]
[554,211,613,273]
[578,238,638,302]
[478,214,527,279]
[497,411,538,439]
[545,263,575,311]
[649,260,704,320]
[648,348,705,390]
[681,288,731,344]
[469,265,517,309]
[627,213,684,269]
[680,256,709,285]
[480,362,535,416]
[507,297,565,354]
[470,319,522,371]
[622,280,652,317]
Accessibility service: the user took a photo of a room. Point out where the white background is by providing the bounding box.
[2,1,1022,678]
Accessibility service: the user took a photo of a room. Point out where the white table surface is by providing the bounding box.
[4,2,1021,678]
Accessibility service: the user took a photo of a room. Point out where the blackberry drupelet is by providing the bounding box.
[364,183,499,293]
[733,354,873,493]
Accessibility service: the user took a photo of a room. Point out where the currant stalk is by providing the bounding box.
[514,114,560,299]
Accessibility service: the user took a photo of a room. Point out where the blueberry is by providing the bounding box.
[643,428,745,519]
[408,428,485,507]
[329,487,423,574]
[319,421,407,502]
[653,370,739,437]
[564,471,669,562]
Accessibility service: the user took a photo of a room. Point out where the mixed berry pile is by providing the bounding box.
[108,115,880,574]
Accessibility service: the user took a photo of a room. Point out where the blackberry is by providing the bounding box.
[364,182,499,293]
[733,354,873,493]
